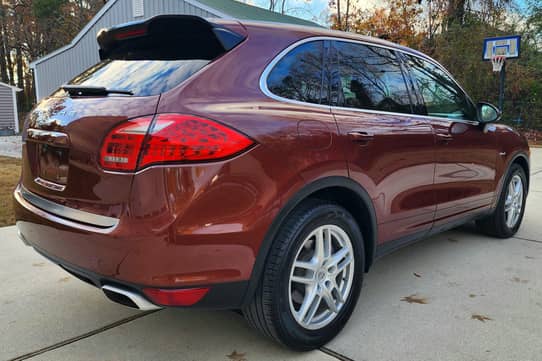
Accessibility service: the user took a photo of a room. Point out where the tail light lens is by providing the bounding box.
[100,114,254,172]
[100,116,153,171]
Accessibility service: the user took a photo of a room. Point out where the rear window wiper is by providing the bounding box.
[62,85,133,96]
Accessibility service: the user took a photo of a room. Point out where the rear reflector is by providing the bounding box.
[142,287,209,306]
[100,114,254,172]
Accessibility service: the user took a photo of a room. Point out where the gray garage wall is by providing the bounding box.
[32,0,220,100]
[0,83,19,134]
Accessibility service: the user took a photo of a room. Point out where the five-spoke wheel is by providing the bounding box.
[289,225,355,330]
[243,201,364,350]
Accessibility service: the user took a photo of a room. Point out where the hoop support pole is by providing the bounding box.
[498,61,506,112]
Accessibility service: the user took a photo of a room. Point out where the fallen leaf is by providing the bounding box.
[32,262,45,267]
[471,314,492,322]
[58,277,70,283]
[400,294,428,304]
[413,272,421,278]
[525,256,535,259]
[227,350,247,361]
[448,238,459,243]
[511,277,529,284]
[469,294,477,298]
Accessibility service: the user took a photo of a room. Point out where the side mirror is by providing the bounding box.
[477,102,501,123]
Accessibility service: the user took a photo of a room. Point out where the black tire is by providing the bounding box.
[476,163,527,238]
[243,199,364,351]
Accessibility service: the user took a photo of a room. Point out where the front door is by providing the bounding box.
[403,55,498,227]
[329,40,437,245]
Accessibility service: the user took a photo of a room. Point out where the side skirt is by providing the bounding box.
[375,210,492,260]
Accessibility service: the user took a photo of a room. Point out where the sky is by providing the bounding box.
[238,0,387,25]
[239,0,534,26]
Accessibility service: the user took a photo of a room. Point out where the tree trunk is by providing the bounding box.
[345,0,351,31]
[337,0,342,30]
[446,0,466,27]
[6,42,13,86]
[0,23,8,83]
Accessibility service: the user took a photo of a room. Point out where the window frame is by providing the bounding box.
[259,36,479,126]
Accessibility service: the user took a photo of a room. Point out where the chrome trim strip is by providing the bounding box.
[17,229,31,246]
[259,36,480,127]
[27,128,70,147]
[15,186,119,231]
[34,177,66,192]
[102,285,162,311]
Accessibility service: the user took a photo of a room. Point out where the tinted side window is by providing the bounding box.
[267,41,326,104]
[333,41,412,114]
[406,56,476,120]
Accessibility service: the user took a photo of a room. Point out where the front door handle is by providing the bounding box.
[348,131,374,144]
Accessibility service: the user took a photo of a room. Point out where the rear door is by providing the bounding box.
[329,40,436,245]
[402,55,498,227]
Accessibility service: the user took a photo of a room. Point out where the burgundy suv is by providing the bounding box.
[14,16,529,350]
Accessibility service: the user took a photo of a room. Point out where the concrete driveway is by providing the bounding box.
[2,148,541,361]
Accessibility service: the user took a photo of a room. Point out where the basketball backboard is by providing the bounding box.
[482,35,521,60]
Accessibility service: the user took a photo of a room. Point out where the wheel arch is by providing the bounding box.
[242,176,377,306]
[499,152,530,198]
[511,153,530,192]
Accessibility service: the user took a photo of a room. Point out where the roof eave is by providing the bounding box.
[0,81,22,91]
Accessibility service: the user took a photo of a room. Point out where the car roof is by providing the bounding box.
[214,19,434,63]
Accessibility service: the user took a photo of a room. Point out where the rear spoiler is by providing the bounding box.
[97,15,246,61]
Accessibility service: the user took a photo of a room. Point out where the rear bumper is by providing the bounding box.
[30,243,248,309]
[13,185,253,309]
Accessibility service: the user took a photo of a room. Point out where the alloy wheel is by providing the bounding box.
[504,174,523,228]
[288,224,355,330]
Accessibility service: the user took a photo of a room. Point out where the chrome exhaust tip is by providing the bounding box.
[102,285,162,311]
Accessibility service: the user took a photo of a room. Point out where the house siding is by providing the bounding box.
[33,0,218,100]
[0,84,16,132]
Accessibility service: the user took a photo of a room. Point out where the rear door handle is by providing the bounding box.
[436,133,453,143]
[348,131,374,144]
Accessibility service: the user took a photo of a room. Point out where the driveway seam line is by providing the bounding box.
[7,310,161,361]
[513,236,542,244]
[320,346,356,361]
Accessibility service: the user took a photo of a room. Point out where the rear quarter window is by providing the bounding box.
[266,41,327,105]
[67,59,210,97]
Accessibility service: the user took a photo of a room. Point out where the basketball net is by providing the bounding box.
[491,55,506,73]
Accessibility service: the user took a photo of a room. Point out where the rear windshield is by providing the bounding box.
[67,59,210,97]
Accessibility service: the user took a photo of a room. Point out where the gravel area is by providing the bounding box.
[0,136,22,158]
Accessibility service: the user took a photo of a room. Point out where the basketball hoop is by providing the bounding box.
[491,55,506,73]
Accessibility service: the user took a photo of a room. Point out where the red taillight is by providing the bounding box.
[100,114,254,172]
[142,287,209,306]
[139,114,254,168]
[100,116,153,171]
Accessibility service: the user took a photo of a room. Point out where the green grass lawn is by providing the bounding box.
[0,156,21,227]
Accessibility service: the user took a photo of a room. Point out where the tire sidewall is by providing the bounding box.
[269,204,364,350]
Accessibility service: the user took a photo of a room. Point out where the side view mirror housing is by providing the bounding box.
[477,102,501,123]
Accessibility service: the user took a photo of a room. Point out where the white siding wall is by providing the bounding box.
[33,0,219,100]
[0,84,17,133]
